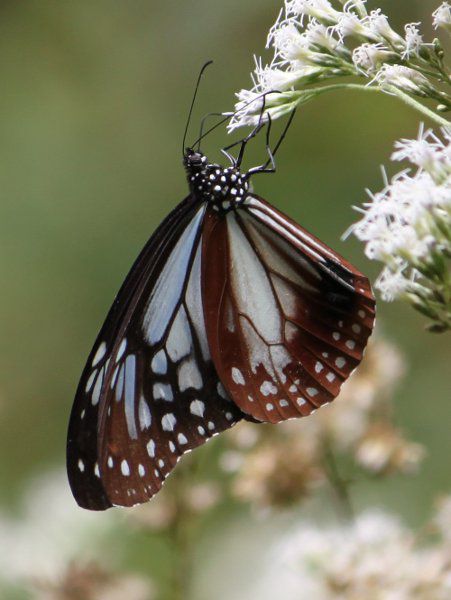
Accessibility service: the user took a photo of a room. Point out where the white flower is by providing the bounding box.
[271,23,320,65]
[303,20,340,52]
[286,0,342,24]
[376,267,411,301]
[432,2,451,31]
[335,11,378,42]
[352,42,393,73]
[366,9,405,46]
[392,126,451,183]
[374,64,432,95]
[402,22,426,59]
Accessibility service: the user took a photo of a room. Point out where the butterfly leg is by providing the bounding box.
[246,108,296,177]
[221,92,273,168]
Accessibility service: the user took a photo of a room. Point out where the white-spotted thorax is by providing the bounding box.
[184,148,249,213]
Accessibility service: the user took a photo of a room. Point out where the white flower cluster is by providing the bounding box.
[433,2,451,31]
[350,127,451,326]
[230,0,448,129]
[251,508,451,599]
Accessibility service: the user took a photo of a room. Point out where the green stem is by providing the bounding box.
[383,85,451,127]
[322,441,354,522]
[288,82,451,127]
[165,466,197,600]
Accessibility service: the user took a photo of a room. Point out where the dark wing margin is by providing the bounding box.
[67,195,199,510]
[67,195,243,511]
[201,195,375,424]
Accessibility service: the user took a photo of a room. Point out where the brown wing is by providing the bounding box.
[201,195,375,424]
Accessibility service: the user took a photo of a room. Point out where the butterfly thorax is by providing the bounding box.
[184,149,249,212]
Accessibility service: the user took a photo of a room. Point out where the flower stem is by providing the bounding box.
[383,85,451,127]
[322,441,354,522]
[288,83,450,127]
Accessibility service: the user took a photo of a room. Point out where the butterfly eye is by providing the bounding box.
[184,148,204,168]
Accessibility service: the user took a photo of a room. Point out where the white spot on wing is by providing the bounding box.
[92,342,107,367]
[85,369,97,393]
[162,413,176,431]
[153,382,174,402]
[124,354,137,439]
[178,433,188,445]
[151,350,167,374]
[115,364,125,401]
[121,460,130,476]
[217,382,228,399]
[117,339,127,362]
[231,367,245,385]
[166,306,192,362]
[139,396,152,430]
[307,387,319,397]
[190,399,205,418]
[78,459,85,472]
[147,439,156,457]
[335,357,346,369]
[91,370,103,406]
[260,380,277,396]
[178,358,203,391]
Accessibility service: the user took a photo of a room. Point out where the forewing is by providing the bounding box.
[67,197,242,511]
[202,195,375,424]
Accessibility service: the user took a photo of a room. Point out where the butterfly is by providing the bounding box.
[67,73,375,511]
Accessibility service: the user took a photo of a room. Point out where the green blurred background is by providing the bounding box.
[0,1,449,598]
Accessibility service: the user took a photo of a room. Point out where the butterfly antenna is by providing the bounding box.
[191,90,281,150]
[182,60,213,156]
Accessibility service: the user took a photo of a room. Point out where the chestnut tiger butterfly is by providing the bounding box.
[67,64,375,510]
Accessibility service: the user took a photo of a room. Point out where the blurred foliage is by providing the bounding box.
[0,1,450,599]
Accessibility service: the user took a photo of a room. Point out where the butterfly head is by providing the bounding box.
[184,148,249,212]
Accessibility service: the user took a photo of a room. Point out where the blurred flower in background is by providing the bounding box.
[220,336,424,512]
[0,471,154,599]
[33,562,154,600]
[250,507,451,600]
